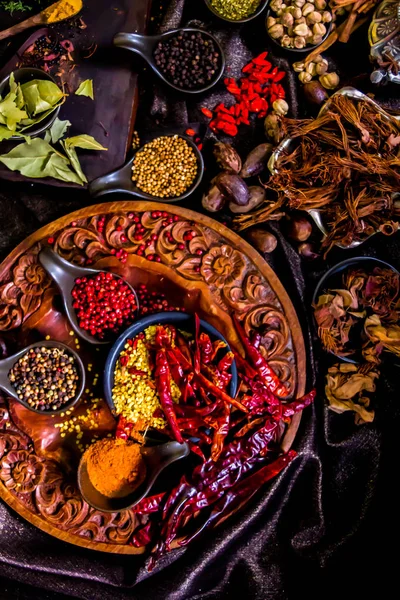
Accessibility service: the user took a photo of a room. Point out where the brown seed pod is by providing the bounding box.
[240,144,273,178]
[303,81,329,106]
[213,142,242,174]
[229,186,266,214]
[214,172,250,206]
[202,184,226,212]
[298,242,319,259]
[286,215,313,242]
[247,228,278,253]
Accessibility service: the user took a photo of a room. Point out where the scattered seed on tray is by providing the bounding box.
[131,135,198,198]
[9,346,79,411]
[71,272,138,340]
[153,30,221,90]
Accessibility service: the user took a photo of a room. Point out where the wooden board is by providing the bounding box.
[0,0,152,187]
[0,202,306,553]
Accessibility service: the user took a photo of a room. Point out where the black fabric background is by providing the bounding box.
[0,1,399,598]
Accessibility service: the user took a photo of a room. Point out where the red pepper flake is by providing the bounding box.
[185,128,196,137]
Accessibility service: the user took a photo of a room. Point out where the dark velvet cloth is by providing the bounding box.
[0,1,399,598]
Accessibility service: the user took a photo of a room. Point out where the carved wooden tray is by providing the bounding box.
[0,201,306,554]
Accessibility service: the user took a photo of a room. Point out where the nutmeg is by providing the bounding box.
[229,186,266,214]
[247,228,278,253]
[213,142,242,174]
[202,185,226,213]
[303,80,329,105]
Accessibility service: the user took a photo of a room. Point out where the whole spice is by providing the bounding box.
[202,184,226,213]
[213,142,242,174]
[9,346,79,411]
[214,172,250,206]
[209,0,262,20]
[229,186,266,214]
[303,80,328,105]
[131,136,198,198]
[286,215,312,242]
[71,272,137,340]
[247,228,278,252]
[153,31,221,91]
[240,143,273,178]
[85,438,145,498]
[267,0,332,49]
[319,71,340,89]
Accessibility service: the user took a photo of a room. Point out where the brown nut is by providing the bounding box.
[266,15,277,28]
[268,23,284,39]
[264,113,284,144]
[299,71,312,83]
[214,172,250,206]
[313,22,326,35]
[229,186,266,214]
[202,185,226,213]
[281,11,294,27]
[307,10,322,24]
[302,2,315,16]
[293,60,306,72]
[319,72,339,89]
[240,143,273,178]
[322,10,332,22]
[314,0,326,8]
[294,35,307,48]
[293,23,310,36]
[213,142,242,174]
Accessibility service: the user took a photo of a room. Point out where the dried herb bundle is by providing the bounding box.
[236,95,400,254]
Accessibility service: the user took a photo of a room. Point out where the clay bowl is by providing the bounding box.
[113,28,225,94]
[88,132,204,200]
[204,0,269,23]
[78,439,190,512]
[38,247,139,346]
[0,67,61,139]
[0,340,85,414]
[103,311,238,414]
[312,256,400,363]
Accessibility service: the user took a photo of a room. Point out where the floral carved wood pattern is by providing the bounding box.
[0,202,305,553]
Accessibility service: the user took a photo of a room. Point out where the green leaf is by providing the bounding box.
[20,79,64,116]
[19,106,61,131]
[61,140,88,184]
[45,118,72,144]
[0,91,28,131]
[0,138,84,185]
[65,134,107,151]
[0,125,14,141]
[75,79,94,100]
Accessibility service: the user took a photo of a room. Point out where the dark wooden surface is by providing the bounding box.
[0,0,152,187]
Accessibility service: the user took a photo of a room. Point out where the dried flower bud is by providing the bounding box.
[294,35,307,48]
[306,61,317,76]
[307,10,322,24]
[313,54,323,63]
[319,71,339,89]
[267,15,277,28]
[299,71,312,83]
[281,11,294,26]
[312,33,323,45]
[293,60,306,72]
[264,113,283,144]
[302,2,314,16]
[322,10,332,22]
[272,98,289,116]
[316,59,328,75]
[268,23,284,39]
[293,23,309,36]
[281,34,293,47]
[292,6,302,18]
[313,22,326,36]
[314,0,326,8]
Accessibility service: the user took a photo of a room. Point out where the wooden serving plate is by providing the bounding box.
[0,0,153,187]
[0,202,306,554]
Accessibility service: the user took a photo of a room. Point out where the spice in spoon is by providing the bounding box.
[9,346,79,411]
[131,135,198,198]
[85,437,146,498]
[210,0,262,20]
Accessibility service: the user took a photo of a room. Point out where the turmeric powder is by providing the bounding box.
[85,438,146,498]
[43,0,83,24]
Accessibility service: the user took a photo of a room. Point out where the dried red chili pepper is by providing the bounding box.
[132,492,166,514]
[115,416,133,440]
[131,521,156,547]
[154,349,184,443]
[128,367,148,377]
[281,389,316,417]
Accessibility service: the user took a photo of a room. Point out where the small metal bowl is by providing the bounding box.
[103,311,238,415]
[204,0,269,23]
[0,67,61,140]
[0,340,85,414]
[312,256,400,363]
[265,8,333,55]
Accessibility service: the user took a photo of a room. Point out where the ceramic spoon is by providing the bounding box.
[88,133,204,200]
[113,28,225,94]
[0,0,83,41]
[78,439,190,512]
[0,340,85,414]
[38,247,139,346]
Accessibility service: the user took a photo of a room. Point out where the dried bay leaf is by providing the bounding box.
[75,79,94,100]
[60,141,87,184]
[65,134,107,151]
[20,79,64,116]
[45,118,72,144]
[0,126,14,141]
[0,92,28,131]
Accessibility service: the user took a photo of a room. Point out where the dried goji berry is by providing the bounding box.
[201,107,213,118]
[185,128,196,136]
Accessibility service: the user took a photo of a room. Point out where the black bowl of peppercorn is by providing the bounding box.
[113,28,225,94]
[204,0,269,23]
[0,340,86,414]
[0,67,61,140]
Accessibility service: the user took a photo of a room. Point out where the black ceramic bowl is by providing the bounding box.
[104,311,238,414]
[204,0,269,23]
[0,67,61,140]
[312,257,400,363]
[265,8,333,55]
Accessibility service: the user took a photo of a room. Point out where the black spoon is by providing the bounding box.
[38,248,139,346]
[88,132,204,200]
[78,439,190,512]
[113,28,225,94]
[0,340,86,414]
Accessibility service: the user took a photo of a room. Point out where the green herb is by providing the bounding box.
[75,79,94,100]
[65,134,107,151]
[20,79,64,116]
[209,0,261,20]
[0,1,31,15]
[44,118,71,144]
[60,141,87,183]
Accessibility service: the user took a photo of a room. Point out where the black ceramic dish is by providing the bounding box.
[265,9,332,55]
[0,340,85,414]
[88,132,204,200]
[113,28,225,94]
[38,248,139,346]
[0,67,61,139]
[103,311,238,415]
[312,257,400,363]
[204,0,269,23]
[78,439,190,512]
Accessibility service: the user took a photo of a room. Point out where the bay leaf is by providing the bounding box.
[20,79,64,116]
[19,105,62,131]
[61,140,88,184]
[42,151,84,185]
[65,134,107,151]
[0,125,14,141]
[0,92,28,131]
[75,79,94,100]
[45,118,72,144]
